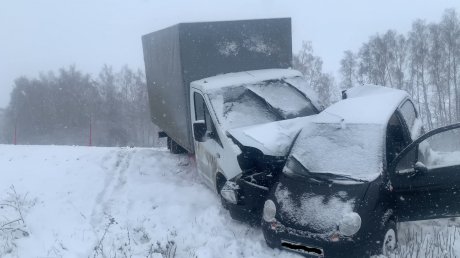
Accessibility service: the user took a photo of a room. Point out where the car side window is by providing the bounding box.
[395,126,460,174]
[386,114,410,164]
[194,92,222,145]
[418,127,460,169]
[399,100,417,131]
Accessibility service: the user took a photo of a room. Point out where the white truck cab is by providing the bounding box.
[189,69,321,194]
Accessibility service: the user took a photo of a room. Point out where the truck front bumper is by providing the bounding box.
[221,177,270,225]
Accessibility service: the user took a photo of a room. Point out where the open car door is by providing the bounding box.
[389,123,460,222]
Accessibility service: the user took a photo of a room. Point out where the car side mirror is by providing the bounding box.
[414,161,428,175]
[193,120,207,142]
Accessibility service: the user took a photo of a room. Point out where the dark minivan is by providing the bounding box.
[262,85,460,257]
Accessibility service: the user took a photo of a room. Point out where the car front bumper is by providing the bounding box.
[262,219,369,258]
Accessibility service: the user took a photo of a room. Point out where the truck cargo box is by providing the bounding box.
[142,18,292,153]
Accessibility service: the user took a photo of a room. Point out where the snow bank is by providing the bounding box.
[0,145,300,258]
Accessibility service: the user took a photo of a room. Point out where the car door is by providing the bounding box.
[191,90,224,188]
[389,123,460,222]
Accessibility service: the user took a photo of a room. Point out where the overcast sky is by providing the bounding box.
[1,0,460,108]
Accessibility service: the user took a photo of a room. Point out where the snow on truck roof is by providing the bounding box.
[190,69,302,92]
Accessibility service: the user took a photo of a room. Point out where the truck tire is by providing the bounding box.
[168,137,187,154]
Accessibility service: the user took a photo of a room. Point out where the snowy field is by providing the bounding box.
[0,145,459,258]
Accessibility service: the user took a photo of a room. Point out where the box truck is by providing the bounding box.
[142,18,322,222]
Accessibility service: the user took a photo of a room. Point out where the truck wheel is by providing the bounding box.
[168,137,187,154]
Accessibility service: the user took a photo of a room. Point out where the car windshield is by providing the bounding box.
[289,122,386,182]
[208,79,316,129]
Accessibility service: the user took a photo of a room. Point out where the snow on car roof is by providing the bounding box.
[319,85,409,125]
[290,85,410,182]
[190,68,302,92]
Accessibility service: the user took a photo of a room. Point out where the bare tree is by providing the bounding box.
[340,50,357,89]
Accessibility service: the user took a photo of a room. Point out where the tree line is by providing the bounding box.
[1,65,159,146]
[0,48,334,147]
[340,8,460,129]
[2,8,459,146]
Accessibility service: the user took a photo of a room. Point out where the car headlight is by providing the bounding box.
[263,199,277,222]
[339,212,361,236]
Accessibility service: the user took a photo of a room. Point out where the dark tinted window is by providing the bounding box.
[194,92,205,121]
[400,100,417,130]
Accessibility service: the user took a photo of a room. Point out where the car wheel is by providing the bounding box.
[371,219,397,256]
[382,221,397,256]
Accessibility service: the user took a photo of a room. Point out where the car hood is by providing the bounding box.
[273,173,370,234]
[227,116,316,157]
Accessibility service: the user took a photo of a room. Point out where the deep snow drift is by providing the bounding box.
[0,145,459,257]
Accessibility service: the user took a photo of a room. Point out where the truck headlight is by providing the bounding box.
[221,189,237,204]
[339,212,361,236]
[263,199,276,222]
[220,181,239,205]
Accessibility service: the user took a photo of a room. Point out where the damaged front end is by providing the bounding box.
[222,146,286,224]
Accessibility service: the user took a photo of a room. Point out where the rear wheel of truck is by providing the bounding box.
[167,137,187,154]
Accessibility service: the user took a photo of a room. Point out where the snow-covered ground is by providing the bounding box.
[0,145,300,258]
[0,145,459,258]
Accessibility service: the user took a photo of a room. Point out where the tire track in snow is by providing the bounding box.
[90,148,135,227]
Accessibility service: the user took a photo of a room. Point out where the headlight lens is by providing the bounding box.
[339,212,361,236]
[263,199,277,222]
[221,189,237,204]
[220,181,238,204]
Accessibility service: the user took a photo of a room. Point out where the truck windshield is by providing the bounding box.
[208,80,316,129]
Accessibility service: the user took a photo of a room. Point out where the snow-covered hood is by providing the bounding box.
[227,116,316,157]
[274,176,369,234]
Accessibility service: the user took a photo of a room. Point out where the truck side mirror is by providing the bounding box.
[193,120,207,142]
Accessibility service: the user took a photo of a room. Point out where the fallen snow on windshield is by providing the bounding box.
[292,123,385,181]
[285,77,323,111]
[209,87,279,129]
[275,184,355,233]
[248,82,316,119]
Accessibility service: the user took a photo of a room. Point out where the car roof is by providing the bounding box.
[315,85,410,126]
[190,68,302,92]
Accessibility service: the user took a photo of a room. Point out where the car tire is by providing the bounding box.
[371,219,398,256]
